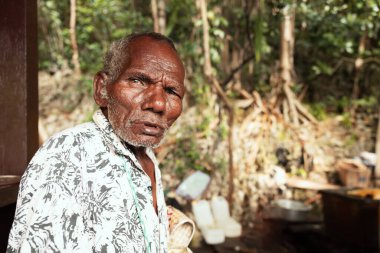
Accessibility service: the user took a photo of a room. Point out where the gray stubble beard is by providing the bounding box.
[107,103,168,149]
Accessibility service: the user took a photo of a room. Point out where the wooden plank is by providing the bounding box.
[286,177,340,191]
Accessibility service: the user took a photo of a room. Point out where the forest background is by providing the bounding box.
[37,0,380,220]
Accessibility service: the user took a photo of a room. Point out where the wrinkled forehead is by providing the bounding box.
[126,37,185,77]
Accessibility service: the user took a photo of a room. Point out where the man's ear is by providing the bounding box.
[93,72,109,107]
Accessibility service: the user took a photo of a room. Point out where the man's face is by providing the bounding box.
[104,37,185,148]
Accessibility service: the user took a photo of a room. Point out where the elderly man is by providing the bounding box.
[7,32,185,253]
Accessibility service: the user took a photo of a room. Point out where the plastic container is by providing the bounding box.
[176,171,210,200]
[191,200,225,244]
[211,196,242,238]
[211,196,230,222]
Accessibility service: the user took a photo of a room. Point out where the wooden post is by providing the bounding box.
[375,107,380,182]
[0,0,38,176]
[0,0,38,250]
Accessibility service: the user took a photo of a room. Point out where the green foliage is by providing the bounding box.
[323,96,377,115]
[311,61,334,76]
[188,74,211,105]
[341,112,352,128]
[308,103,328,120]
[344,133,358,147]
[352,96,378,114]
[328,96,350,113]
[290,167,308,178]
[37,0,380,186]
[39,0,380,115]
[83,110,96,123]
[197,114,212,133]
[39,0,152,73]
[38,1,68,69]
[160,105,228,178]
[353,96,377,108]
[162,136,204,177]
[218,121,228,141]
[80,76,94,95]
[254,0,265,63]
[295,0,380,106]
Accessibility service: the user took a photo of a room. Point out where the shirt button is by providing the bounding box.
[147,186,152,191]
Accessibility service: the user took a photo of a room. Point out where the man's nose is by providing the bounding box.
[141,86,166,113]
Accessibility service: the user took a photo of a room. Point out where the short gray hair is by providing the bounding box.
[101,32,177,85]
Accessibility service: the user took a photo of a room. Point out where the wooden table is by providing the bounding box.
[0,175,20,208]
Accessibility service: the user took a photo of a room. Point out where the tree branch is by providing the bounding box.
[221,54,255,87]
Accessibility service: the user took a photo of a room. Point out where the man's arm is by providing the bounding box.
[7,133,87,252]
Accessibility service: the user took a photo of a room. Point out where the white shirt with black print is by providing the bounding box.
[7,110,169,253]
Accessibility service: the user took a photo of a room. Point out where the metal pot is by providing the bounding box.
[274,199,312,221]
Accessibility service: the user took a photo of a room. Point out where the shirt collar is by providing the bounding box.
[92,109,156,172]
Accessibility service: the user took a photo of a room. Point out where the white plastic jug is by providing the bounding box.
[211,196,230,222]
[211,196,242,238]
[191,200,225,244]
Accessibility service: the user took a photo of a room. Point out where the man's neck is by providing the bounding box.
[126,143,158,214]
[125,143,154,175]
[126,144,147,161]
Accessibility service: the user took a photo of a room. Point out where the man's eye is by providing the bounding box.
[130,78,144,86]
[165,87,179,97]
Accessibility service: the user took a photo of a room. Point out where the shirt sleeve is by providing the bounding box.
[7,133,88,253]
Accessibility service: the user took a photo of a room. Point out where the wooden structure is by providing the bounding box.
[0,0,38,251]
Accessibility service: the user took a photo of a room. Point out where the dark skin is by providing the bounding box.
[93,36,185,213]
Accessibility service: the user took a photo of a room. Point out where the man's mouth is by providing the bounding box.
[135,121,166,136]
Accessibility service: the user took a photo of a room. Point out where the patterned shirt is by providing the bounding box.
[7,110,169,253]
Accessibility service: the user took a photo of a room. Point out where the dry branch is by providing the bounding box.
[221,54,255,87]
[283,84,299,126]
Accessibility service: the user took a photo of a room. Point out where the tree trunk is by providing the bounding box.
[200,0,212,77]
[157,0,166,34]
[352,33,367,100]
[199,0,235,206]
[273,1,317,125]
[280,3,295,86]
[151,0,159,33]
[70,0,81,76]
[279,1,298,124]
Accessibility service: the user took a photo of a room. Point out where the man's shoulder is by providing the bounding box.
[40,121,102,151]
[52,121,98,137]
[22,122,103,190]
